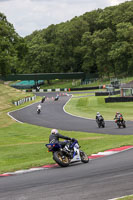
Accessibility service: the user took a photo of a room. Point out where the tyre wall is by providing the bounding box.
[105,97,133,103]
[95,90,120,96]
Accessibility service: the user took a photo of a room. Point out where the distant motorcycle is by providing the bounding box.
[115,117,126,128]
[37,104,41,114]
[54,94,59,101]
[45,139,89,167]
[96,116,105,128]
[37,108,41,114]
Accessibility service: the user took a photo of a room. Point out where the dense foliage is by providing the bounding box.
[0,13,27,76]
[1,1,133,78]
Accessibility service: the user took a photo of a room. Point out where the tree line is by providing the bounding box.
[1,1,133,78]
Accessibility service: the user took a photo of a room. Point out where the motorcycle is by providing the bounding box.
[45,139,89,167]
[54,95,59,101]
[115,117,126,128]
[96,116,105,128]
[37,108,41,114]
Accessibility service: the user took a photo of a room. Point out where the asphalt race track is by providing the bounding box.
[1,149,133,200]
[9,92,133,135]
[1,91,133,200]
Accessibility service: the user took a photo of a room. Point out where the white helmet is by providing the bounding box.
[51,129,58,134]
[97,112,100,115]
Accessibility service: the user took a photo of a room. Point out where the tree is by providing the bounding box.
[0,12,26,75]
[108,22,133,76]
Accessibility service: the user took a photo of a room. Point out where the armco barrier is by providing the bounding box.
[95,92,109,96]
[95,90,120,96]
[105,96,133,103]
[69,86,99,91]
[13,96,36,106]
[25,86,99,93]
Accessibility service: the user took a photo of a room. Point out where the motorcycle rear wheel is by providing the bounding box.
[102,122,105,128]
[123,121,126,128]
[80,150,89,163]
[37,110,40,114]
[53,151,70,167]
[117,123,121,128]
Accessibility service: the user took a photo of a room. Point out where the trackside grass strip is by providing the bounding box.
[64,95,133,121]
[116,195,133,200]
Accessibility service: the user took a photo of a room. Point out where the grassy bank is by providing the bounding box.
[0,84,41,128]
[0,83,133,174]
[65,95,133,120]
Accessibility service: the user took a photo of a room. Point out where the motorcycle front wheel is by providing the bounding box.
[80,150,89,163]
[53,151,70,167]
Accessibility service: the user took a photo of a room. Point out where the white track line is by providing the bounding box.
[7,101,39,123]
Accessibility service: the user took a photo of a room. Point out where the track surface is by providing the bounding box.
[9,92,133,135]
[1,149,133,200]
[2,92,133,200]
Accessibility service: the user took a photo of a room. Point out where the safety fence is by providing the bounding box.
[24,86,99,93]
[12,96,36,106]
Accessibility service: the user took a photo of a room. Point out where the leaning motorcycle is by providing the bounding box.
[96,116,105,128]
[115,117,126,128]
[54,95,59,101]
[45,139,89,167]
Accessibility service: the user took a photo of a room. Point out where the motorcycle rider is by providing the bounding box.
[49,129,74,151]
[55,94,59,101]
[114,112,123,121]
[96,112,104,122]
[41,96,46,103]
[37,104,41,112]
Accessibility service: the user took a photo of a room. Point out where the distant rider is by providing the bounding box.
[96,112,104,122]
[114,112,123,121]
[55,94,59,100]
[37,104,41,111]
[49,129,73,150]
[41,96,46,103]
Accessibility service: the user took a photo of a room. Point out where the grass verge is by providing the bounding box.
[65,95,133,120]
[117,195,133,200]
[1,122,133,173]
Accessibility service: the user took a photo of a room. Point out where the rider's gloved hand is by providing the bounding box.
[71,138,76,142]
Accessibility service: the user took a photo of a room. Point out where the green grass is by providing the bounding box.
[40,79,81,89]
[65,95,133,120]
[117,196,133,200]
[40,78,110,89]
[39,76,133,90]
[1,122,133,173]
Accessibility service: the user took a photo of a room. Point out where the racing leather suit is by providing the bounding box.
[49,132,71,147]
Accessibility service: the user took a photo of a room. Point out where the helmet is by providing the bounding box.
[116,112,119,114]
[51,129,58,134]
[97,112,100,115]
